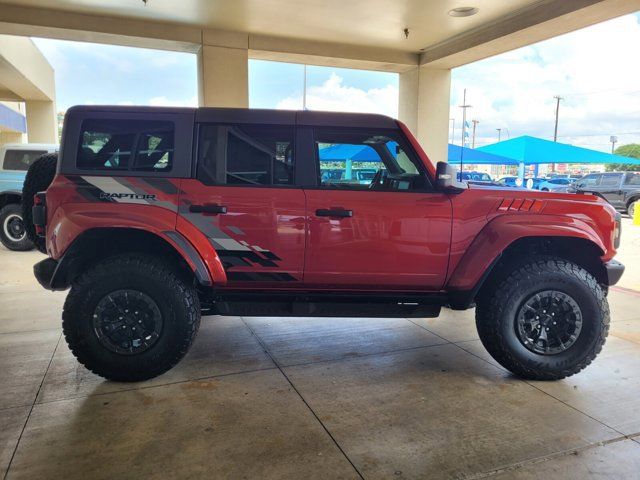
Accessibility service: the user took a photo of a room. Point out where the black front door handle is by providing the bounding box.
[189,204,228,214]
[315,208,353,218]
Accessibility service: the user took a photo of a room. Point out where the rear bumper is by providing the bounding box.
[605,260,625,286]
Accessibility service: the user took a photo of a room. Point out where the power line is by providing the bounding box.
[558,131,640,138]
[559,88,640,97]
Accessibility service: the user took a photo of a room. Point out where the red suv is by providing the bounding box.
[25,106,624,382]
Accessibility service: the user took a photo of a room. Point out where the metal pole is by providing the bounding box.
[496,128,501,142]
[460,89,471,148]
[551,95,563,172]
[302,64,307,110]
[553,96,562,141]
[471,120,479,149]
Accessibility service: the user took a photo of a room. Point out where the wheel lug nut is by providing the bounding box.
[125,309,129,313]
[119,316,123,320]
[553,322,556,325]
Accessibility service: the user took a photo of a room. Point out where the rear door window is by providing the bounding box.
[3,150,47,170]
[77,119,174,172]
[600,173,623,187]
[197,124,294,186]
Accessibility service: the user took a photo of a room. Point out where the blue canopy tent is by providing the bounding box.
[478,135,640,164]
[318,143,382,162]
[477,135,640,178]
[447,144,520,165]
[318,142,397,180]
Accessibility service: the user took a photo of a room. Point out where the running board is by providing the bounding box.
[205,291,443,318]
[213,301,440,317]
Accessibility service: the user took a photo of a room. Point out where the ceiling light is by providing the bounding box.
[448,7,479,17]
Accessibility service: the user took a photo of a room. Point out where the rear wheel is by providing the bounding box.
[21,153,57,253]
[63,254,201,381]
[476,258,609,380]
[629,200,638,218]
[0,204,33,251]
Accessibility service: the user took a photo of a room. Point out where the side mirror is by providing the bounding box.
[436,162,467,191]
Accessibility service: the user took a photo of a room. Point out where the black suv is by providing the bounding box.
[570,172,640,216]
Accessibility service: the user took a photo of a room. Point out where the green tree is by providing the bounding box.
[606,144,640,172]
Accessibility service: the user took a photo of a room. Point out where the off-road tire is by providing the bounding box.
[0,203,33,251]
[476,258,609,380]
[21,152,57,253]
[63,254,201,382]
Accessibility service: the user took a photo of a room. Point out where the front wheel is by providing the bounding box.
[0,204,34,251]
[628,200,638,218]
[476,258,609,380]
[63,254,201,381]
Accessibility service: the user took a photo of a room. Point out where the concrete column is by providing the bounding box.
[399,66,451,164]
[198,44,248,108]
[25,100,58,143]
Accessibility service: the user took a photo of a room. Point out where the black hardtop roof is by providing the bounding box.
[65,105,399,129]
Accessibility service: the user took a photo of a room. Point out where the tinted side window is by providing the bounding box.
[580,174,601,187]
[197,124,294,186]
[3,150,47,170]
[314,129,429,191]
[77,119,174,172]
[600,173,623,187]
[625,173,640,185]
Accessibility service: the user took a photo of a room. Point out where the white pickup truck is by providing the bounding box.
[0,143,57,250]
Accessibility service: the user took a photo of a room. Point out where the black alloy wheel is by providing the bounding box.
[515,290,583,355]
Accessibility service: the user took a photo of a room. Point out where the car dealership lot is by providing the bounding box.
[2,229,640,479]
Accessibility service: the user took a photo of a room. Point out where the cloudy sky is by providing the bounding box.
[32,11,640,152]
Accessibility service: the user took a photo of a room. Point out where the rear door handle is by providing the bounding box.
[189,204,227,214]
[315,208,353,218]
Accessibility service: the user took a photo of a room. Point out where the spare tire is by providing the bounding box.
[21,153,57,253]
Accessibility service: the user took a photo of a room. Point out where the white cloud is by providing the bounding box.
[450,14,640,152]
[276,73,398,118]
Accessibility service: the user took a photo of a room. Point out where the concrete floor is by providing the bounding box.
[1,248,640,479]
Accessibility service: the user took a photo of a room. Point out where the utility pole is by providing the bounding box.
[471,120,479,148]
[551,95,563,172]
[610,135,618,154]
[553,96,563,141]
[459,89,471,148]
[496,128,502,142]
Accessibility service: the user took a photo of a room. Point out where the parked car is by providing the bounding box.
[569,172,640,216]
[458,171,493,182]
[26,105,623,383]
[538,178,573,192]
[0,143,58,250]
[497,176,521,187]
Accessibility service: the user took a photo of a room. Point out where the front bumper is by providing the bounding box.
[604,260,625,286]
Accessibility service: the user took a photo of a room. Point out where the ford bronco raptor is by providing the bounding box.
[26,106,624,382]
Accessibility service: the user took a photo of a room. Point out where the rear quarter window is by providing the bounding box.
[77,119,174,172]
[625,173,640,186]
[2,150,47,171]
